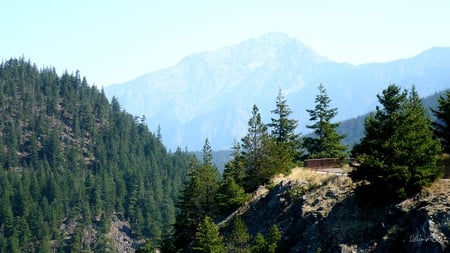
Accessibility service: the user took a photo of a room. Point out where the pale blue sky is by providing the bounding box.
[2,0,450,86]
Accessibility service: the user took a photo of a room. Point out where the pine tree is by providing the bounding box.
[303,84,347,159]
[267,88,301,172]
[248,225,281,253]
[202,138,213,166]
[251,233,266,253]
[216,177,249,216]
[193,216,225,253]
[350,85,443,204]
[223,141,246,187]
[241,105,272,191]
[432,90,450,153]
[173,140,221,250]
[227,217,251,253]
[198,139,220,215]
[266,225,281,253]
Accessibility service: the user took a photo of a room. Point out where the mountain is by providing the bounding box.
[105,33,450,150]
[0,59,193,252]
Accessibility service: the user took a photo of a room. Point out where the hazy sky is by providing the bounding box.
[2,0,450,86]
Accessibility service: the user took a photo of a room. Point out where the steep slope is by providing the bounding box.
[105,33,450,150]
[220,168,449,252]
[0,59,192,252]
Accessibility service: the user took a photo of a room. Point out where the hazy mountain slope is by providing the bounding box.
[337,89,448,148]
[105,33,450,150]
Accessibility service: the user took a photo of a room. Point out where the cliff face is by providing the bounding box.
[222,170,449,253]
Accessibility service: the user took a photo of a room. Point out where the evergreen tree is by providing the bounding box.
[251,233,266,253]
[193,216,225,253]
[227,217,251,253]
[432,90,450,153]
[37,236,52,253]
[266,225,281,253]
[241,105,272,191]
[202,138,213,166]
[350,85,443,204]
[216,177,249,217]
[198,139,220,215]
[173,140,221,250]
[303,84,347,159]
[223,141,246,187]
[249,225,281,253]
[267,88,301,172]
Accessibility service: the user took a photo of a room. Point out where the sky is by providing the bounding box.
[2,0,450,87]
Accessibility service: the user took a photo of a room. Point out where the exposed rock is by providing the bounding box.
[221,169,449,253]
[56,214,141,252]
[108,214,140,253]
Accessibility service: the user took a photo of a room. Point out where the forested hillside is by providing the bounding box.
[0,59,193,252]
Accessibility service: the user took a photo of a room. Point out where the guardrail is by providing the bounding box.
[304,158,340,169]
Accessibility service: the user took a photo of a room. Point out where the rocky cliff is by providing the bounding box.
[221,169,449,252]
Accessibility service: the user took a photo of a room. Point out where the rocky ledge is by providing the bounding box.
[221,170,449,253]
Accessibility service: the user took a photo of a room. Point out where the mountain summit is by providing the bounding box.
[105,33,450,150]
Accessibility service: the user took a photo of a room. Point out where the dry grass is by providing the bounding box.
[422,178,450,196]
[272,167,336,186]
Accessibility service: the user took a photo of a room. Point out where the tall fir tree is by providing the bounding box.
[202,138,213,166]
[303,84,347,159]
[249,225,281,253]
[432,90,450,153]
[193,216,225,253]
[266,225,281,253]
[267,88,301,172]
[227,216,251,253]
[223,141,246,187]
[251,233,267,253]
[216,176,248,217]
[350,85,443,204]
[241,105,272,191]
[173,140,221,251]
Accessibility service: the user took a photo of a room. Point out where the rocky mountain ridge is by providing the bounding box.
[105,33,450,150]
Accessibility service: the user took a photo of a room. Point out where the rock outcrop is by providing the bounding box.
[108,214,139,253]
[221,170,449,253]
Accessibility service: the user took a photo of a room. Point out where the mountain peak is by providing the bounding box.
[105,35,450,150]
[176,32,299,69]
[252,32,292,45]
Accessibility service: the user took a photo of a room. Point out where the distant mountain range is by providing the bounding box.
[105,33,450,150]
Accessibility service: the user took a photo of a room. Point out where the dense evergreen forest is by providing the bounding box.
[1,58,448,252]
[0,58,194,252]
